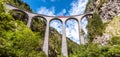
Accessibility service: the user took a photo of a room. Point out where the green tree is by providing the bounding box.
[87,12,104,42]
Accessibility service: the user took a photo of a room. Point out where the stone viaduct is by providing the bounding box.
[6,4,93,57]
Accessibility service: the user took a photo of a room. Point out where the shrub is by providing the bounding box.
[109,36,120,45]
[87,12,104,42]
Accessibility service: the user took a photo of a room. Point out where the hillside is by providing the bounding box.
[0,0,79,57]
[71,0,120,57]
[86,0,120,45]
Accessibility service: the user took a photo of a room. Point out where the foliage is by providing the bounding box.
[5,0,32,12]
[0,0,47,56]
[109,36,120,45]
[49,27,62,57]
[0,14,47,57]
[69,43,120,57]
[87,12,104,42]
[85,0,91,12]
[1,0,80,57]
[85,0,108,13]
[0,0,5,13]
[9,10,28,24]
[2,0,120,57]
[104,16,120,36]
[31,17,46,38]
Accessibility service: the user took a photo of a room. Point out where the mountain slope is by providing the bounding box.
[86,0,120,44]
[0,0,80,57]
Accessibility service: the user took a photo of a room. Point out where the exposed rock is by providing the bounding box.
[93,34,112,45]
[93,16,120,45]
[86,0,120,45]
[100,0,120,22]
[87,0,120,23]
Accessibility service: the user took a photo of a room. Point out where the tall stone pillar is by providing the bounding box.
[27,15,33,28]
[62,21,68,57]
[78,20,85,44]
[43,20,50,57]
[77,20,81,44]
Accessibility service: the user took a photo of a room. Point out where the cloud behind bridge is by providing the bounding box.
[23,0,88,44]
[37,0,88,44]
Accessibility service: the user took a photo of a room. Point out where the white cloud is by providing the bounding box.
[36,0,89,44]
[66,0,88,43]
[66,19,80,44]
[37,7,55,16]
[69,0,88,15]
[57,9,66,16]
[81,17,88,35]
[50,20,62,34]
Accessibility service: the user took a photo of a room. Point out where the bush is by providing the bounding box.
[0,1,46,56]
[0,20,46,57]
[109,36,120,45]
[87,12,104,42]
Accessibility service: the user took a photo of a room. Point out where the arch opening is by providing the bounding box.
[65,18,79,56]
[9,9,29,24]
[30,16,47,51]
[81,17,88,43]
[49,19,62,57]
[80,14,93,43]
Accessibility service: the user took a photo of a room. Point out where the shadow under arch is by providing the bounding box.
[32,15,47,22]
[9,9,29,24]
[30,16,47,51]
[49,18,63,57]
[80,13,93,21]
[30,16,47,32]
[79,13,93,44]
[65,17,79,23]
[49,18,63,24]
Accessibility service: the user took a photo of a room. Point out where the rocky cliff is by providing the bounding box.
[86,0,120,45]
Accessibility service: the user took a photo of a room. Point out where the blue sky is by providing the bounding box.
[23,0,88,44]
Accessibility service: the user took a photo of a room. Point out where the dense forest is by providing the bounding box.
[0,0,120,57]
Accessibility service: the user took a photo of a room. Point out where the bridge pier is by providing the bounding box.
[79,20,85,44]
[27,15,33,27]
[43,20,50,57]
[62,21,68,57]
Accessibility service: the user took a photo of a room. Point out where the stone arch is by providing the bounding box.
[49,18,63,57]
[32,15,47,22]
[30,16,47,32]
[80,13,93,21]
[9,9,29,24]
[79,13,93,44]
[49,18,63,24]
[79,13,93,34]
[65,17,80,55]
[30,16,47,51]
[65,17,79,23]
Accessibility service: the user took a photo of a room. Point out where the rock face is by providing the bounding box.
[87,0,120,22]
[100,0,120,22]
[93,16,120,45]
[93,34,112,45]
[86,0,120,45]
[98,0,120,45]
